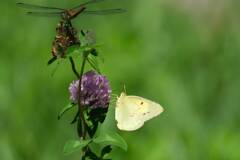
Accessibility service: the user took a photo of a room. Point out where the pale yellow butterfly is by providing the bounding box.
[115,92,164,131]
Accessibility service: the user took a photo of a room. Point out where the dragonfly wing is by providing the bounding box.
[26,11,61,17]
[71,0,105,9]
[82,8,127,15]
[16,2,64,11]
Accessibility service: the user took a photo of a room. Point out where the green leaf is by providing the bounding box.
[87,54,101,74]
[93,132,127,151]
[86,107,108,138]
[101,145,112,158]
[63,139,91,155]
[58,103,76,120]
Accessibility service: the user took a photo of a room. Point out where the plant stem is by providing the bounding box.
[77,53,88,140]
[69,56,80,125]
[69,56,80,78]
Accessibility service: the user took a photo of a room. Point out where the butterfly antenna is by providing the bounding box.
[123,84,127,93]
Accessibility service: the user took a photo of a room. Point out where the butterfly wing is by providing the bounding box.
[116,93,144,131]
[115,93,164,131]
[126,95,164,121]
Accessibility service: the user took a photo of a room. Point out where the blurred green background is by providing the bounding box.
[1,0,240,159]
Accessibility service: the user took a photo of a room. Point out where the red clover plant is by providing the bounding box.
[57,30,127,159]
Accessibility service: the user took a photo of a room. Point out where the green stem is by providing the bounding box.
[69,56,80,78]
[77,53,88,139]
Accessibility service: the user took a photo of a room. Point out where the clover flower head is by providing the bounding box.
[69,71,111,108]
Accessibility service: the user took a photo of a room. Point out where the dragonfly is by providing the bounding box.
[17,0,126,65]
[16,0,126,22]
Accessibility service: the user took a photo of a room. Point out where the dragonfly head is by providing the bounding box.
[61,11,71,21]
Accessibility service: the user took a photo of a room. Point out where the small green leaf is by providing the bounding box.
[58,103,76,120]
[63,139,91,155]
[87,54,101,74]
[93,132,127,151]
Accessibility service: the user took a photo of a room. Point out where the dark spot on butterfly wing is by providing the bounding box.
[142,111,150,116]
